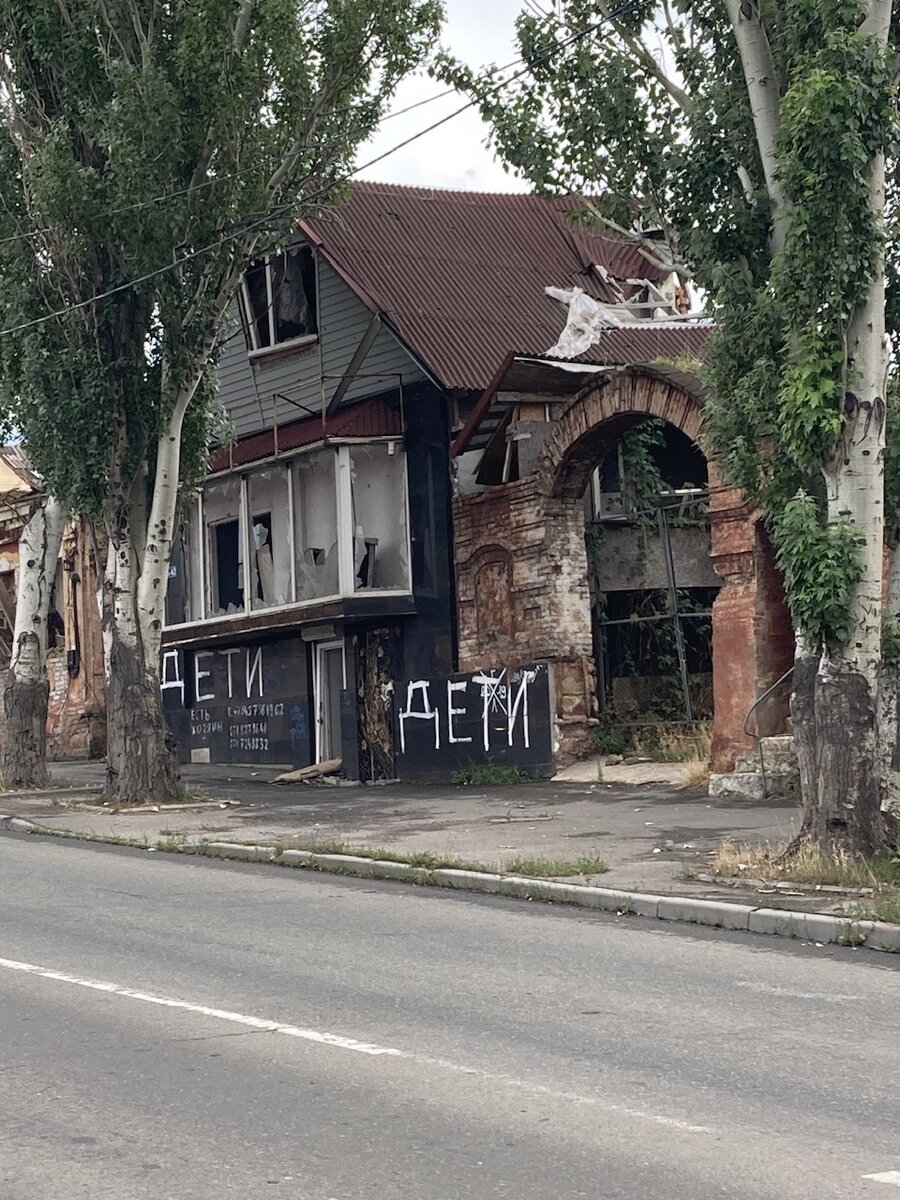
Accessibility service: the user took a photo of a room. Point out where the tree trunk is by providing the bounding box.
[790,640,817,813]
[104,618,179,804]
[2,496,65,789]
[877,541,900,815]
[791,640,888,855]
[794,141,889,855]
[99,364,208,805]
[101,477,180,805]
[795,656,887,856]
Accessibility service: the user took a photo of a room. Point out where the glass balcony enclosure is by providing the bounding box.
[165,439,410,627]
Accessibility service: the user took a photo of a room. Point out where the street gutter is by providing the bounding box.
[2,815,898,955]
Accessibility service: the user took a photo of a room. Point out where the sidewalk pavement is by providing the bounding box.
[0,758,808,906]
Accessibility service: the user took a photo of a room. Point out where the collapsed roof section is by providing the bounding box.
[451,321,711,462]
[299,182,691,394]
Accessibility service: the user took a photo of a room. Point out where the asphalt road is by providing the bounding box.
[1,831,898,1200]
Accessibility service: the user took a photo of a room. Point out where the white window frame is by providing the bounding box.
[239,248,318,358]
[206,511,246,617]
[165,439,414,631]
[347,439,412,596]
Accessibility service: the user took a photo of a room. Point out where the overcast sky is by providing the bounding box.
[356,0,532,193]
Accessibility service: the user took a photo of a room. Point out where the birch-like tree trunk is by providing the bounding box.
[102,484,180,804]
[102,375,200,803]
[794,36,890,854]
[728,0,892,855]
[2,495,64,789]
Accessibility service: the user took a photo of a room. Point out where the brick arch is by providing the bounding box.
[537,369,705,499]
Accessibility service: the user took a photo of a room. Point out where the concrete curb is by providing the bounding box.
[4,818,899,955]
[0,786,99,802]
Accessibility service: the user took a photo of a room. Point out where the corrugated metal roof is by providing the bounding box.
[300,183,675,392]
[577,322,710,367]
[210,397,401,472]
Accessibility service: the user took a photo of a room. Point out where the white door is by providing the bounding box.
[314,640,345,763]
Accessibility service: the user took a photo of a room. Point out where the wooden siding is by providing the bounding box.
[216,257,428,439]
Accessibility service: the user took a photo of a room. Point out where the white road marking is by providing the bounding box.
[0,956,400,1056]
[864,1172,900,1187]
[0,954,711,1135]
[736,981,862,1002]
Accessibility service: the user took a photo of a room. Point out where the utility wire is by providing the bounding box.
[0,13,595,252]
[0,0,647,339]
[0,83,467,251]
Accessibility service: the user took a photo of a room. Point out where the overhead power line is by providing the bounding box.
[0,0,647,339]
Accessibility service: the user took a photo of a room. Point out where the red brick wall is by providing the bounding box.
[453,479,596,765]
[708,471,794,769]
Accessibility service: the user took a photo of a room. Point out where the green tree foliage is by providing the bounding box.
[0,0,442,514]
[0,0,442,801]
[438,0,897,654]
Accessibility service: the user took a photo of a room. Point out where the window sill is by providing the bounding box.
[163,588,415,643]
[162,589,415,645]
[248,333,318,363]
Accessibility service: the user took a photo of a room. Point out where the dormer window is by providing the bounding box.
[240,246,318,354]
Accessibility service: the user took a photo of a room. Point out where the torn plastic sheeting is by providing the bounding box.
[544,286,617,359]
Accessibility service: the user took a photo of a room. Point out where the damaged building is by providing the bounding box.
[158,183,794,780]
[0,449,106,760]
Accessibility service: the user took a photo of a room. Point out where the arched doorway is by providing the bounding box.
[539,369,716,750]
[453,367,793,771]
[585,420,718,734]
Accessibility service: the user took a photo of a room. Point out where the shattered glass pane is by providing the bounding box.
[293,449,339,602]
[349,443,410,592]
[247,467,290,611]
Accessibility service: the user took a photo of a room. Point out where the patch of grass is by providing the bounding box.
[235,837,491,873]
[678,758,711,791]
[589,723,631,757]
[348,846,489,871]
[155,833,188,851]
[15,821,148,848]
[506,854,608,877]
[710,840,900,888]
[678,863,700,881]
[395,850,483,870]
[279,838,350,855]
[633,722,712,764]
[844,891,900,925]
[0,775,84,794]
[450,764,541,786]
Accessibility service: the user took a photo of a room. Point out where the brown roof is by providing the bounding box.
[300,183,676,392]
[576,322,710,367]
[0,445,42,500]
[211,396,401,472]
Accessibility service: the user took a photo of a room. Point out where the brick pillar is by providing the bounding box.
[453,480,597,766]
[708,469,793,770]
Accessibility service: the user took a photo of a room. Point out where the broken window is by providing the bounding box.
[204,477,244,615]
[247,468,291,610]
[239,247,317,353]
[166,502,206,625]
[164,439,415,628]
[293,449,339,602]
[166,521,189,626]
[349,443,410,591]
